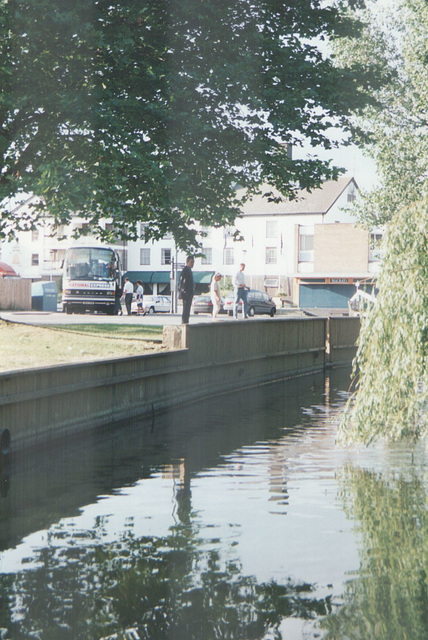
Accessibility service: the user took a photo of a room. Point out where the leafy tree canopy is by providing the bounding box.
[334,0,428,227]
[338,198,428,444]
[334,0,428,443]
[0,0,381,248]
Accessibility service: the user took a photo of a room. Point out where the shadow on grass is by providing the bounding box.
[49,323,163,340]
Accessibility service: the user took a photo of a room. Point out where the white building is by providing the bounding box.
[231,175,381,307]
[0,198,127,282]
[0,176,382,308]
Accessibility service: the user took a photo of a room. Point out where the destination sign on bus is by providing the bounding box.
[69,281,113,289]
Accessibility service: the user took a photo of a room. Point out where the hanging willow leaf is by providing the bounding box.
[338,198,428,444]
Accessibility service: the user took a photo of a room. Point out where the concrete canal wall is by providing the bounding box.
[0,316,360,451]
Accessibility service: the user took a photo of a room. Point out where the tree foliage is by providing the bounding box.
[322,463,428,639]
[338,198,428,444]
[333,0,428,443]
[0,518,333,639]
[0,0,380,248]
[334,0,428,227]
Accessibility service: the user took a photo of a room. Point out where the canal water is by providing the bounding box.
[0,367,427,639]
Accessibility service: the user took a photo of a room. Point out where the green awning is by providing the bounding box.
[125,270,214,284]
[124,271,154,283]
[150,271,170,283]
[193,271,215,284]
[124,270,171,284]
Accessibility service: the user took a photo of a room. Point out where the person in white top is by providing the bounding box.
[210,273,222,319]
[233,263,248,319]
[122,277,134,315]
[135,280,144,315]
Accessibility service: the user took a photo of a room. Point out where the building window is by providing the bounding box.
[265,247,277,264]
[266,221,278,238]
[31,254,39,266]
[347,192,356,203]
[74,222,90,233]
[117,249,127,272]
[299,226,314,262]
[201,248,212,265]
[224,248,234,265]
[139,222,149,242]
[140,248,150,265]
[200,226,212,239]
[54,225,66,239]
[369,232,383,262]
[31,228,39,242]
[104,223,121,243]
[161,248,171,265]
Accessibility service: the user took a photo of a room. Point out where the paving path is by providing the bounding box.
[0,309,236,327]
[0,304,307,327]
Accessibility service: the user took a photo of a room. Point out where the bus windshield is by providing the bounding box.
[64,247,118,281]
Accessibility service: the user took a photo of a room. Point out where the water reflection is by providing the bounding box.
[0,368,426,639]
[2,517,334,640]
[0,369,329,554]
[0,451,10,500]
[322,461,428,640]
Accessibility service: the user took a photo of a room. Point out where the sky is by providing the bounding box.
[318,144,378,191]
[296,138,379,192]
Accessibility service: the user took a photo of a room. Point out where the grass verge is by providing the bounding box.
[0,320,166,372]
[47,323,163,340]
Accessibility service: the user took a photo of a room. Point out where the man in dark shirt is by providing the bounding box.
[178,256,195,324]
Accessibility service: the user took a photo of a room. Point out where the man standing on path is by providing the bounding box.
[123,277,134,315]
[114,281,123,315]
[234,263,248,319]
[179,256,195,324]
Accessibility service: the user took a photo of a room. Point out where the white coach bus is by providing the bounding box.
[62,245,121,315]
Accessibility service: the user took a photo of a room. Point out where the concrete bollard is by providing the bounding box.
[163,325,186,350]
